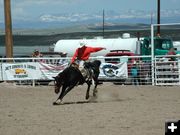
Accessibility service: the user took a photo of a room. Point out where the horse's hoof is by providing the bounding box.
[53,101,63,105]
[93,91,98,97]
[86,95,89,100]
[53,102,58,105]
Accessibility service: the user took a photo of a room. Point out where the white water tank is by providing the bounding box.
[122,33,130,39]
[54,38,138,56]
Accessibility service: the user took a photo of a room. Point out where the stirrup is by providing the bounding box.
[71,62,79,69]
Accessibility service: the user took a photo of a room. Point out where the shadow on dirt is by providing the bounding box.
[53,97,126,106]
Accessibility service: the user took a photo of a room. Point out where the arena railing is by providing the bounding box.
[90,55,152,85]
[1,55,179,86]
[0,55,180,85]
[155,55,180,86]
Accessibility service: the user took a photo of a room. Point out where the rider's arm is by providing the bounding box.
[88,47,105,53]
[71,49,78,63]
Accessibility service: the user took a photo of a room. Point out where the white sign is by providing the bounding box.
[99,62,128,79]
[1,62,69,81]
[2,62,41,80]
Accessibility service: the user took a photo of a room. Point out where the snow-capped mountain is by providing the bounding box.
[1,9,180,29]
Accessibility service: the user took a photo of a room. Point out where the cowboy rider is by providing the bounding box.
[71,42,106,82]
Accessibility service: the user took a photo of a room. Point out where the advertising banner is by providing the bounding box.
[1,61,127,81]
[99,62,128,80]
[2,62,41,80]
[38,62,68,80]
[2,62,69,81]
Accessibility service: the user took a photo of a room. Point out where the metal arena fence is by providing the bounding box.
[155,55,180,85]
[0,55,180,86]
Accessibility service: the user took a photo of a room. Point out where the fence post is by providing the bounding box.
[151,24,155,86]
[0,61,3,81]
[32,58,35,87]
[178,59,180,85]
[154,56,157,85]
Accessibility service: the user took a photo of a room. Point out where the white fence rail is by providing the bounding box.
[1,55,180,86]
[155,55,180,85]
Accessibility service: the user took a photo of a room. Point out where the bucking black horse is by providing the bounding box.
[53,60,101,105]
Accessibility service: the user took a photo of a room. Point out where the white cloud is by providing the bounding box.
[40,14,70,22]
[38,9,180,23]
[1,0,180,25]
[39,13,89,22]
[7,0,85,20]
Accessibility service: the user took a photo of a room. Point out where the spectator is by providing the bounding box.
[167,47,176,61]
[58,52,68,65]
[131,63,139,85]
[32,49,44,62]
[166,47,177,79]
[32,49,43,58]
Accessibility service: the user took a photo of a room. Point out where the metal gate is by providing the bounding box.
[155,56,180,85]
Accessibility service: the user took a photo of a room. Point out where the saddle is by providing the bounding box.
[70,62,93,84]
[81,67,93,81]
[71,62,79,69]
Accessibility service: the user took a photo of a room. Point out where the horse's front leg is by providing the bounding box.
[53,85,67,105]
[60,83,76,100]
[85,80,92,100]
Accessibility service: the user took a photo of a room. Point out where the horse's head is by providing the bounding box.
[53,75,63,94]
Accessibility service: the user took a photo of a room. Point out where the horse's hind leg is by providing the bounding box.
[93,85,98,97]
[93,76,99,97]
[85,81,91,100]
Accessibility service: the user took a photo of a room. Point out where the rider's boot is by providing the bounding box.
[78,68,86,85]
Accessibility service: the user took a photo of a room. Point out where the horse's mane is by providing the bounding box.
[84,60,101,69]
[91,60,101,67]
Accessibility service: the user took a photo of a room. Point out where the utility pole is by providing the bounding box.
[151,12,153,24]
[102,9,105,38]
[157,0,160,35]
[4,0,13,58]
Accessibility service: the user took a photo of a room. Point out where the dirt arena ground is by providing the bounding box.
[0,82,180,135]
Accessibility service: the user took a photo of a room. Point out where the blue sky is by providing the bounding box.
[0,0,180,28]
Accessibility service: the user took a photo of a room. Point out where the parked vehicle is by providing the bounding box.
[105,50,137,63]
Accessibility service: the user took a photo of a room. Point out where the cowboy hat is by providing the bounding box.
[79,42,86,47]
